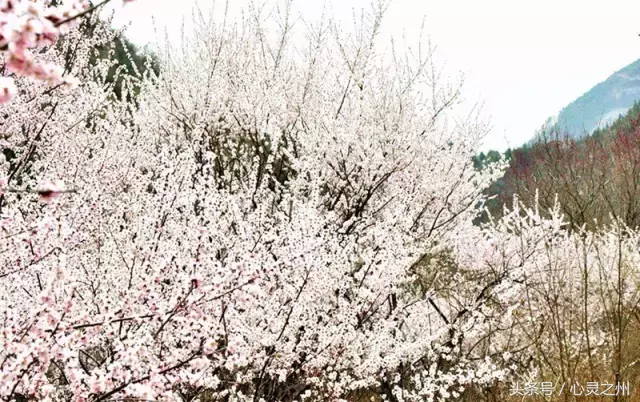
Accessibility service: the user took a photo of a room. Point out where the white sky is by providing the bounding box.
[107,0,640,151]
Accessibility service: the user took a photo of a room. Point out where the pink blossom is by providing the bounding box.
[0,76,16,103]
[38,180,64,203]
[0,0,136,102]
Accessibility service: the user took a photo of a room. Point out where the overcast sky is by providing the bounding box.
[108,0,640,151]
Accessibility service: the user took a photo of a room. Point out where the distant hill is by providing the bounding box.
[472,57,640,226]
[541,57,640,138]
[472,97,640,228]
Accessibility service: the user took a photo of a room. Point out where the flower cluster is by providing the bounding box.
[0,0,134,103]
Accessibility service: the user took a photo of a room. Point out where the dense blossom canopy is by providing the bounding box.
[0,1,636,402]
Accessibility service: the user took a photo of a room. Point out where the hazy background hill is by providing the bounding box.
[473,55,640,227]
[539,57,640,139]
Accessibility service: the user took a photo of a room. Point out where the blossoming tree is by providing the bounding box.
[0,1,542,401]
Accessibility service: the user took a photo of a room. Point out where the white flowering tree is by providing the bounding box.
[484,196,640,400]
[0,1,534,401]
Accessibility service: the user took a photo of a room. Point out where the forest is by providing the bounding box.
[1,1,639,401]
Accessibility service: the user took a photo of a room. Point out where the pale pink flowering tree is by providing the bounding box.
[0,11,148,399]
[0,1,541,401]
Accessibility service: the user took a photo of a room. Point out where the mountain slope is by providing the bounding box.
[550,57,640,137]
